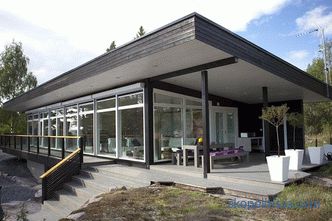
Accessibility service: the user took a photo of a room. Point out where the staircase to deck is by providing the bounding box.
[28,162,309,221]
[28,165,150,221]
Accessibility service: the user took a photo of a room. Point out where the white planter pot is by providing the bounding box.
[307,146,325,164]
[323,144,332,156]
[266,155,290,182]
[285,149,304,170]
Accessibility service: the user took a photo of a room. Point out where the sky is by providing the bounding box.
[0,0,332,85]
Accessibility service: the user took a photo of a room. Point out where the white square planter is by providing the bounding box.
[285,149,304,170]
[307,146,325,165]
[266,155,290,182]
[323,144,332,156]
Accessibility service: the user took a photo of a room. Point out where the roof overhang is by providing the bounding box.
[3,13,331,112]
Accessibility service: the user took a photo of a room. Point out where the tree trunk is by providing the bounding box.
[293,126,296,150]
[315,136,318,147]
[276,126,280,157]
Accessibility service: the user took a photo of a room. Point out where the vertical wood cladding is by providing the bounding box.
[238,100,304,154]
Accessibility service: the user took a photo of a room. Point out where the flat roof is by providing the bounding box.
[3,12,331,112]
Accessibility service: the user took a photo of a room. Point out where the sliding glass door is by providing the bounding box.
[211,107,238,147]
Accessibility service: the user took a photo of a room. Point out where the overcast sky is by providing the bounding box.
[1,0,332,85]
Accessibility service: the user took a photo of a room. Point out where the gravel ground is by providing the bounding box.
[0,150,41,220]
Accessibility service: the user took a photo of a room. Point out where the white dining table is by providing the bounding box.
[182,145,203,167]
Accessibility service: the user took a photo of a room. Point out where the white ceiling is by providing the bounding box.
[163,59,328,103]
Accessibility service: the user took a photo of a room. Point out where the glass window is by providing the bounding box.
[119,93,143,106]
[43,112,49,119]
[27,115,33,121]
[56,117,64,149]
[50,118,56,148]
[66,106,77,115]
[41,118,49,147]
[186,100,201,106]
[28,122,33,135]
[33,114,39,120]
[154,107,183,161]
[50,110,56,117]
[79,103,93,112]
[65,106,78,150]
[97,98,115,110]
[154,93,182,105]
[57,109,64,116]
[79,113,94,154]
[185,108,202,145]
[119,107,144,160]
[97,111,116,156]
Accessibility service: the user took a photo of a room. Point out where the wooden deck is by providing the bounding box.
[149,153,318,200]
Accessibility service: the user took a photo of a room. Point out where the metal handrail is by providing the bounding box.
[40,147,83,202]
[40,148,81,179]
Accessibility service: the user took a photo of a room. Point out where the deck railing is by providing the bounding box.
[40,148,82,202]
[0,134,84,160]
[0,134,84,203]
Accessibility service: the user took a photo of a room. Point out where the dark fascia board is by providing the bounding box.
[193,13,332,99]
[3,12,199,110]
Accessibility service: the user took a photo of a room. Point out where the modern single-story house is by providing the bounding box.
[3,13,331,172]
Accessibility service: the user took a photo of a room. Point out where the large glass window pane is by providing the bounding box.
[41,119,49,148]
[119,108,144,160]
[28,122,33,135]
[50,118,56,148]
[215,113,224,145]
[65,106,78,151]
[79,113,94,154]
[154,93,182,105]
[185,108,202,145]
[56,117,64,149]
[154,107,183,161]
[97,111,116,156]
[97,98,115,110]
[225,112,235,146]
[119,93,143,106]
[66,115,78,150]
[32,121,39,135]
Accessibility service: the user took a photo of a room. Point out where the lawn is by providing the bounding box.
[314,163,332,179]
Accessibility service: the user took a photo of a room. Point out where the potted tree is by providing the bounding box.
[304,104,325,164]
[285,112,304,170]
[260,104,290,182]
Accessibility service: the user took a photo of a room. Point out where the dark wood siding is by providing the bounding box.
[238,100,304,154]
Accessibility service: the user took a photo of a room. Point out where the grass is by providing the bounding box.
[59,183,332,221]
[58,164,332,221]
[253,183,332,221]
[315,163,332,179]
[60,186,248,221]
